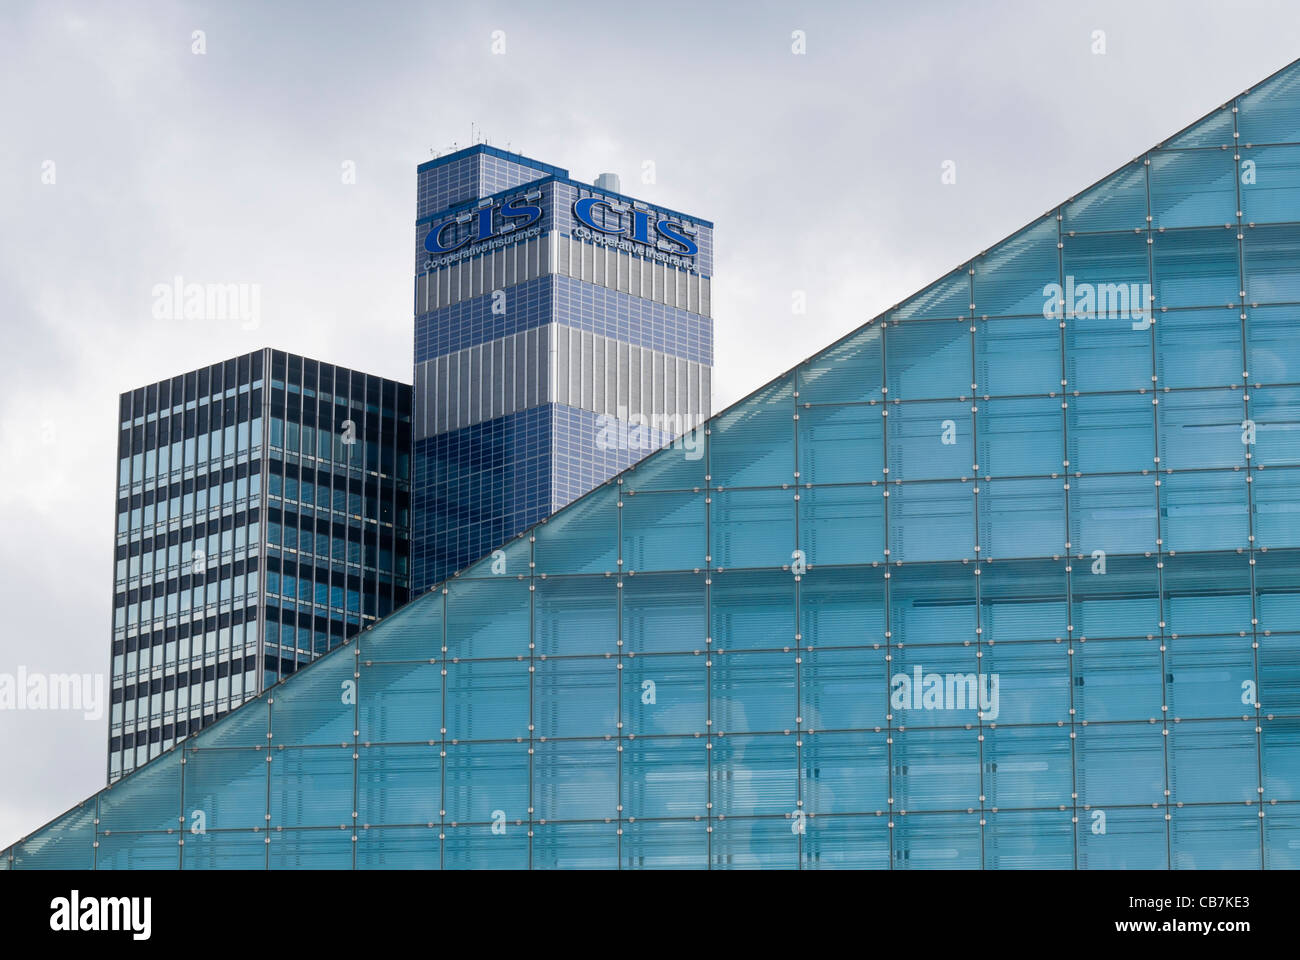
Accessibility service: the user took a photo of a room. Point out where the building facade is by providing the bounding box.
[9,58,1300,868]
[106,350,411,782]
[412,146,714,589]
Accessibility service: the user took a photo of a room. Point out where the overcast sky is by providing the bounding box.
[2,0,1298,847]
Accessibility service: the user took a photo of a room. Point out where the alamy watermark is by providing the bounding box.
[1042,275,1152,330]
[890,666,1000,720]
[0,667,104,720]
[595,407,703,460]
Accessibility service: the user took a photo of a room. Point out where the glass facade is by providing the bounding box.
[9,60,1300,868]
[412,146,714,590]
[106,350,411,783]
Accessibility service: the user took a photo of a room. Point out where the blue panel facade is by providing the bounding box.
[412,146,714,589]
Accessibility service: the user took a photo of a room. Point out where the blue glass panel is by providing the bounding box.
[621,819,707,869]
[1244,224,1300,303]
[1261,718,1300,802]
[99,749,180,833]
[621,427,706,491]
[446,577,529,659]
[1239,145,1300,222]
[621,572,705,653]
[533,483,618,575]
[533,739,617,821]
[1168,719,1258,804]
[799,484,883,565]
[802,814,890,869]
[710,487,795,570]
[888,400,972,481]
[1149,150,1236,228]
[1165,104,1234,149]
[979,477,1065,559]
[1066,392,1153,473]
[1062,161,1147,232]
[980,641,1070,724]
[356,826,439,868]
[1263,805,1300,869]
[621,737,707,818]
[1250,386,1300,466]
[1158,388,1247,469]
[357,744,440,825]
[534,576,617,656]
[12,803,96,870]
[973,217,1059,318]
[976,396,1063,477]
[711,734,797,816]
[443,824,528,869]
[892,728,980,811]
[444,742,529,824]
[711,815,798,869]
[621,491,706,572]
[1160,471,1249,551]
[1162,552,1253,638]
[534,657,617,738]
[1152,228,1240,310]
[532,822,617,869]
[181,829,266,869]
[799,565,886,646]
[1253,468,1300,548]
[888,480,974,563]
[797,402,883,484]
[976,316,1061,396]
[889,563,977,647]
[1246,305,1300,383]
[712,651,796,733]
[269,828,353,869]
[1061,232,1148,311]
[801,647,889,730]
[1075,722,1165,805]
[1068,474,1157,555]
[270,745,353,828]
[1076,806,1168,869]
[711,569,794,650]
[622,653,706,736]
[445,660,529,741]
[797,323,883,404]
[1238,63,1300,144]
[801,730,887,813]
[885,319,970,400]
[1073,639,1163,722]
[1065,310,1153,392]
[356,592,442,662]
[182,747,267,830]
[269,653,353,747]
[97,832,179,870]
[892,269,969,322]
[708,376,794,487]
[984,810,1074,869]
[1255,551,1300,632]
[196,696,269,748]
[1164,634,1253,718]
[893,812,981,869]
[1070,555,1161,639]
[977,559,1067,643]
[359,662,439,743]
[1170,804,1262,869]
[1156,308,1243,388]
[891,645,982,728]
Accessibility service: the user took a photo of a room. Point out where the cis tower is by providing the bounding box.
[412,146,714,590]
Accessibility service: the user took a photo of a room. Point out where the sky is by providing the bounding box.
[2,0,1298,847]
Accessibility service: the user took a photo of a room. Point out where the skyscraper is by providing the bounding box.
[412,146,714,589]
[108,349,411,782]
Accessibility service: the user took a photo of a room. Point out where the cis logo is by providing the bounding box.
[423,190,543,254]
[572,197,698,256]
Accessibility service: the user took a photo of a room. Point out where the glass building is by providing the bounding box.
[412,146,714,589]
[8,59,1300,868]
[104,350,411,784]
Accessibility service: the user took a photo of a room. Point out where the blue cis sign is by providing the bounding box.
[571,197,698,257]
[423,191,543,255]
